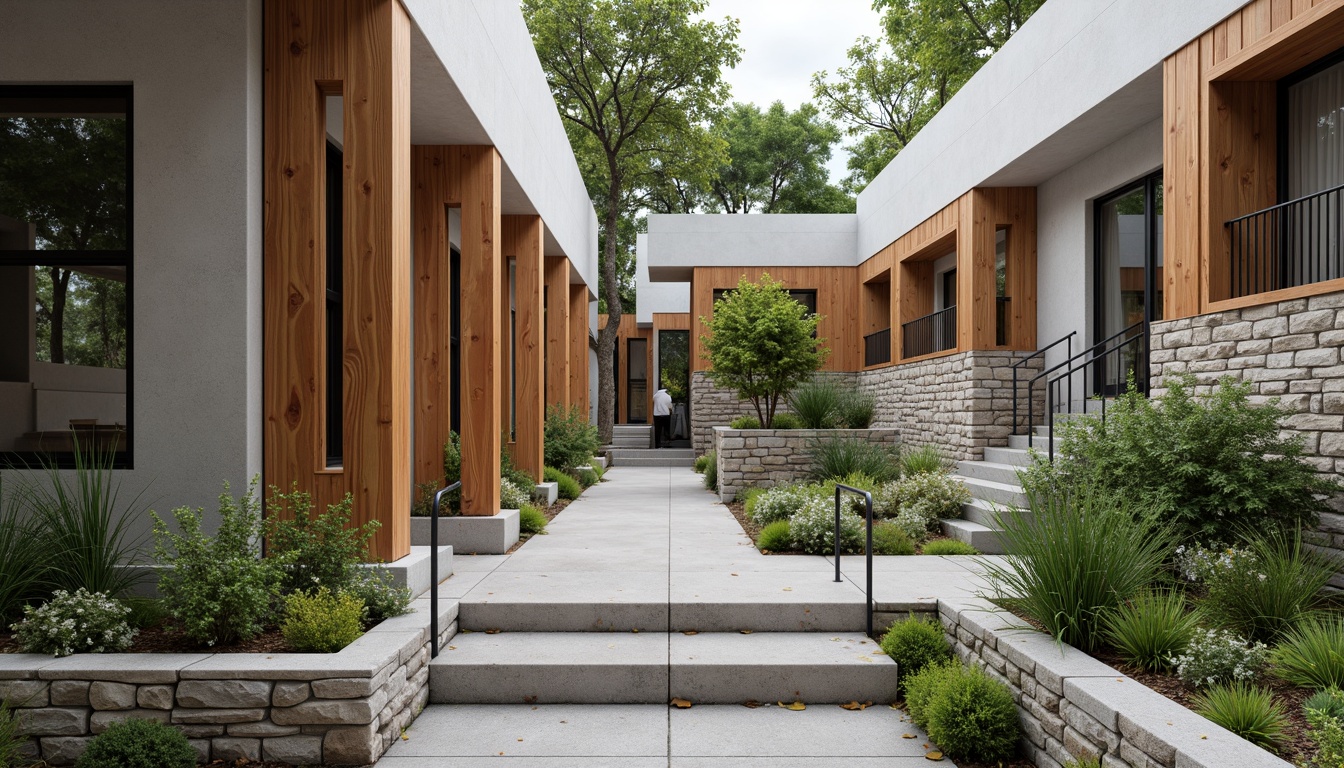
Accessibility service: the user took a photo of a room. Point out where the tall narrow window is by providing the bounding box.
[324,95,344,468]
[0,86,132,467]
[1094,171,1162,394]
[995,228,1009,346]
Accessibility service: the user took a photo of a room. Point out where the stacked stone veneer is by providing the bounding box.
[1,600,456,766]
[857,350,1043,461]
[938,598,1291,768]
[1148,291,1344,585]
[714,428,901,502]
[690,371,858,454]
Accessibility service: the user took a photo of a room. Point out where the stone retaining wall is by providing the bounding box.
[713,427,901,502]
[1149,292,1344,585]
[937,598,1290,768]
[1,599,456,766]
[857,350,1043,461]
[690,371,858,454]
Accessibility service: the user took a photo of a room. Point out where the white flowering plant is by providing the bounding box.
[1173,543,1257,583]
[1171,628,1268,687]
[789,496,864,555]
[877,473,970,541]
[12,588,136,657]
[500,477,533,510]
[747,484,816,526]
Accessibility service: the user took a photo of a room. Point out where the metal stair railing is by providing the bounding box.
[1011,331,1075,435]
[833,484,874,638]
[429,480,462,658]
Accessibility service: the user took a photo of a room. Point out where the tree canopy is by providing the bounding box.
[701,274,827,428]
[813,0,1045,192]
[708,101,852,215]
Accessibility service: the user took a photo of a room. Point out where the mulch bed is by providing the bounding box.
[0,623,296,655]
[505,498,573,554]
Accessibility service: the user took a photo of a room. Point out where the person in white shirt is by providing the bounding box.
[652,388,673,448]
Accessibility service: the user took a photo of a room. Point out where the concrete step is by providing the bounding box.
[669,632,897,704]
[954,475,1028,508]
[428,632,897,705]
[940,518,1005,555]
[607,438,651,449]
[609,448,696,459]
[960,497,1009,528]
[1008,434,1060,453]
[954,460,1023,486]
[459,596,666,633]
[982,446,1034,467]
[616,457,697,467]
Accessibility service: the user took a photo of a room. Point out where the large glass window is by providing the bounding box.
[1285,54,1344,200]
[1094,171,1163,394]
[0,86,132,466]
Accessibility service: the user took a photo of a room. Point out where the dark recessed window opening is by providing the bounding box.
[0,85,133,468]
[324,136,343,468]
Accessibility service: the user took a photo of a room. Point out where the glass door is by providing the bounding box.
[1094,171,1163,396]
[627,338,648,424]
[658,330,690,445]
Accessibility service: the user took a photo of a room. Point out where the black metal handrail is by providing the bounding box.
[833,484,874,639]
[864,328,892,366]
[1011,331,1075,435]
[1226,182,1344,299]
[1020,322,1142,448]
[429,480,462,659]
[902,306,957,359]
[1043,324,1147,459]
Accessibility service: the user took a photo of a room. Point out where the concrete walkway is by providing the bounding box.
[380,466,995,767]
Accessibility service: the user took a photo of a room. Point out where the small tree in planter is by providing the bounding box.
[701,274,827,427]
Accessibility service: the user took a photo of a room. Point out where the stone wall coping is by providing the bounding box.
[939,599,1292,768]
[712,427,902,437]
[0,596,456,684]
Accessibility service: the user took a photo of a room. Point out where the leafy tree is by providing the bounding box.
[708,101,852,214]
[523,0,741,443]
[812,0,1044,192]
[701,274,828,427]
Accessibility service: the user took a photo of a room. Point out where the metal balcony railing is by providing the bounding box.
[902,306,956,359]
[1226,182,1344,300]
[863,328,891,366]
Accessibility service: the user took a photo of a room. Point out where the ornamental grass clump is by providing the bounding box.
[921,539,978,556]
[984,489,1170,652]
[702,451,718,491]
[789,496,863,555]
[13,588,136,657]
[282,587,365,653]
[1306,689,1344,766]
[871,522,915,555]
[729,415,761,429]
[1173,628,1269,687]
[545,467,582,500]
[75,717,196,768]
[1193,681,1289,752]
[519,504,548,535]
[0,701,25,768]
[1201,529,1336,644]
[693,454,712,474]
[1101,590,1201,673]
[0,476,49,623]
[1272,615,1344,690]
[880,615,951,691]
[806,437,899,483]
[756,520,792,552]
[151,479,284,647]
[788,377,842,429]
[899,445,950,476]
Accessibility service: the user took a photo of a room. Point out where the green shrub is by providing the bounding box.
[346,567,411,622]
[1018,376,1334,542]
[900,445,950,476]
[703,451,718,491]
[22,440,146,597]
[871,522,916,555]
[1173,628,1269,687]
[1306,688,1344,721]
[921,539,978,556]
[904,659,956,726]
[729,415,761,429]
[1101,590,1200,672]
[1272,616,1344,690]
[757,520,793,552]
[0,700,26,768]
[817,472,879,515]
[1307,696,1344,767]
[0,475,50,623]
[544,405,601,471]
[282,587,365,653]
[693,454,711,474]
[519,504,548,535]
[770,412,803,430]
[576,467,599,488]
[1202,529,1336,644]
[740,487,766,517]
[789,497,863,555]
[806,437,899,483]
[748,484,814,525]
[121,597,166,630]
[589,461,605,481]
[75,717,195,768]
[1193,682,1288,752]
[14,588,136,657]
[880,615,951,690]
[983,490,1170,651]
[500,477,533,510]
[151,479,283,647]
[500,442,536,493]
[266,487,377,595]
[885,472,970,541]
[788,376,842,428]
[545,467,582,500]
[836,388,877,429]
[921,662,1020,763]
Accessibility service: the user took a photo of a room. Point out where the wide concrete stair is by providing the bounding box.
[607,424,652,449]
[608,447,696,467]
[941,428,1057,554]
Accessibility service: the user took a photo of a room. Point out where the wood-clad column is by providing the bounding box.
[507,216,546,481]
[412,149,453,493]
[458,147,503,516]
[545,256,571,409]
[569,284,589,417]
[264,0,412,562]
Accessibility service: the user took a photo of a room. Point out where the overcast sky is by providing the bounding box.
[700,0,884,185]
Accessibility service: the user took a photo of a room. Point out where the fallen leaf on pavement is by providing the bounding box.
[742,700,761,708]
[682,630,699,635]
[670,698,693,709]
[902,733,916,739]
[925,751,944,761]
[779,701,806,711]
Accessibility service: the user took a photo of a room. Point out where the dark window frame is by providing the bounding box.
[1276,44,1344,203]
[324,138,343,468]
[0,84,134,470]
[1091,169,1163,396]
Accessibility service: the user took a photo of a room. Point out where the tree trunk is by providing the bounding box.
[595,177,623,445]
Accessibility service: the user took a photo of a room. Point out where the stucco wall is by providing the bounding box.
[0,2,264,543]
